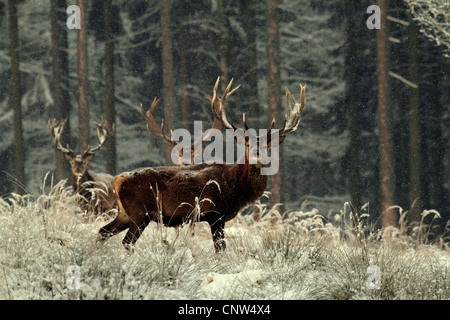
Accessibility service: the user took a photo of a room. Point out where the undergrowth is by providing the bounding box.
[0,176,448,300]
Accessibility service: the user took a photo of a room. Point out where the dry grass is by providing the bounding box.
[0,176,448,300]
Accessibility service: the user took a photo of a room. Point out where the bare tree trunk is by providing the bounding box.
[8,0,25,194]
[160,0,176,165]
[407,15,423,222]
[376,0,396,228]
[77,0,89,153]
[218,0,230,92]
[266,0,282,217]
[51,0,71,181]
[104,0,116,175]
[244,0,260,127]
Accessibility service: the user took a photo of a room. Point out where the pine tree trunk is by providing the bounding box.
[104,0,116,175]
[51,0,71,181]
[8,0,25,194]
[160,0,176,165]
[77,0,89,153]
[244,0,260,127]
[266,0,282,216]
[179,0,190,130]
[376,0,396,228]
[218,0,229,91]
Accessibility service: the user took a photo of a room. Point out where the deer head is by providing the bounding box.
[211,77,305,173]
[48,118,115,187]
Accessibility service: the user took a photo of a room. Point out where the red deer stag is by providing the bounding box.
[49,119,116,219]
[97,78,306,252]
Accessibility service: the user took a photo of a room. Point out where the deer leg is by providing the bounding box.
[207,216,226,252]
[122,216,150,250]
[97,218,130,243]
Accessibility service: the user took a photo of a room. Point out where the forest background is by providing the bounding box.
[0,0,448,236]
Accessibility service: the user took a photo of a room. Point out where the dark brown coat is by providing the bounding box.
[98,162,267,251]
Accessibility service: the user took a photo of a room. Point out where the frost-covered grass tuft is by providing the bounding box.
[0,181,448,300]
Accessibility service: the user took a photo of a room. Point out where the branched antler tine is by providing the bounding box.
[227,84,240,97]
[87,119,115,155]
[284,87,297,131]
[140,99,161,135]
[150,96,160,113]
[140,98,176,147]
[95,118,114,143]
[210,77,241,130]
[243,113,249,130]
[211,77,223,115]
[281,84,306,136]
[218,100,237,130]
[299,84,306,114]
[213,76,220,94]
[269,118,276,131]
[211,81,220,119]
[48,118,56,133]
[223,77,234,97]
[285,87,293,115]
[94,118,106,144]
[48,118,75,156]
[161,119,177,145]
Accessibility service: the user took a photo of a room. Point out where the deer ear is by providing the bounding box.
[64,153,75,162]
[82,153,95,162]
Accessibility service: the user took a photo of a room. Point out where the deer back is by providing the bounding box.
[114,162,267,224]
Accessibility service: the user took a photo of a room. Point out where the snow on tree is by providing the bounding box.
[404,0,450,57]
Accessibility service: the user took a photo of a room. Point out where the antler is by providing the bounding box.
[260,83,306,145]
[211,78,306,145]
[140,98,178,149]
[279,84,306,137]
[48,119,76,158]
[210,77,241,131]
[83,118,115,158]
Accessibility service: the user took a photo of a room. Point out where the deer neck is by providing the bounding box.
[231,162,268,203]
[71,171,93,192]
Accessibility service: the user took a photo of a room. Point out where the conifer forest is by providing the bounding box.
[0,0,448,301]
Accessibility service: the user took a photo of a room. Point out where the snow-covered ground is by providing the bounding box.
[0,179,448,300]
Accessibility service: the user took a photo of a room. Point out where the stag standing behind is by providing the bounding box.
[49,119,117,219]
[98,78,306,252]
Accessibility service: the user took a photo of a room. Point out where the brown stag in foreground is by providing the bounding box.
[97,78,306,252]
[49,119,116,219]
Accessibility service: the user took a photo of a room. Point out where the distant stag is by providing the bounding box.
[49,119,116,219]
[98,78,306,252]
